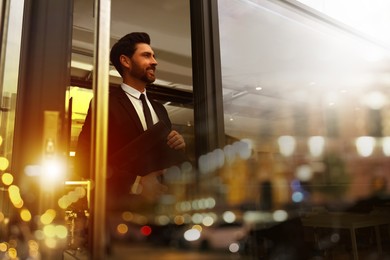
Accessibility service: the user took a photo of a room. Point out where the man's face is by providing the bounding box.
[129,43,158,84]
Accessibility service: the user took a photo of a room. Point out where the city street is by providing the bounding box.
[63,241,251,260]
[107,242,248,260]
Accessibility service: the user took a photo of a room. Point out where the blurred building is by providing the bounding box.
[0,0,390,259]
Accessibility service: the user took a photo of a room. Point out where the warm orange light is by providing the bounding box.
[20,209,32,222]
[0,242,7,252]
[0,157,9,171]
[1,173,13,186]
[40,209,56,225]
[116,223,128,235]
[7,248,17,259]
[121,211,133,222]
[8,185,23,208]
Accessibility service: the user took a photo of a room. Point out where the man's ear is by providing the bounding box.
[119,55,131,69]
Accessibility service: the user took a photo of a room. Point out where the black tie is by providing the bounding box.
[140,94,153,129]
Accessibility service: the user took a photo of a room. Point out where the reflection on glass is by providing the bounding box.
[308,136,325,157]
[277,136,296,157]
[355,136,376,157]
[219,0,390,258]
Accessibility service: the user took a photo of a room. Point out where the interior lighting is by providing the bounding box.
[212,148,225,170]
[382,137,390,156]
[295,165,313,181]
[356,136,376,157]
[198,154,211,174]
[41,158,65,186]
[308,136,325,157]
[236,139,252,160]
[224,144,235,163]
[24,165,41,176]
[364,91,387,110]
[278,136,296,157]
[296,0,390,46]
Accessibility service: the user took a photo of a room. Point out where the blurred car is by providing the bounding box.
[176,222,249,252]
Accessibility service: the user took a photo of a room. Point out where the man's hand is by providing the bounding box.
[167,130,186,150]
[138,170,168,202]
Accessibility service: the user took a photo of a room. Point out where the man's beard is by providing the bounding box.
[141,72,156,84]
[131,61,156,84]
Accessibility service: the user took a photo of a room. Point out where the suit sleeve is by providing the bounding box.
[74,101,92,180]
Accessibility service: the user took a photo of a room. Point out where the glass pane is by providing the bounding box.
[70,0,194,257]
[218,0,390,258]
[0,0,24,225]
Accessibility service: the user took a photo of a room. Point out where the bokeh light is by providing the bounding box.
[20,209,32,222]
[140,225,152,236]
[0,157,9,171]
[184,228,201,241]
[117,224,128,235]
[222,211,236,223]
[1,173,13,186]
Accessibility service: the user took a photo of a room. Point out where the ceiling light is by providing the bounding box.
[356,136,376,157]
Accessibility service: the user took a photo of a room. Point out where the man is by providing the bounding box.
[76,32,186,206]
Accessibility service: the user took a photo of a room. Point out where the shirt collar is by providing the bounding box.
[121,83,146,99]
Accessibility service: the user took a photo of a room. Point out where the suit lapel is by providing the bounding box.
[112,87,144,133]
[150,99,164,121]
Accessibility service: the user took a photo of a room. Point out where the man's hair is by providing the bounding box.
[110,32,151,76]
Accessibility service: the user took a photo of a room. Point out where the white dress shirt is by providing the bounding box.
[121,83,159,130]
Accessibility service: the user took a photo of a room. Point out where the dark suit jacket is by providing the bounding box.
[75,86,172,202]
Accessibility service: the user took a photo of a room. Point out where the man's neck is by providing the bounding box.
[123,78,146,93]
